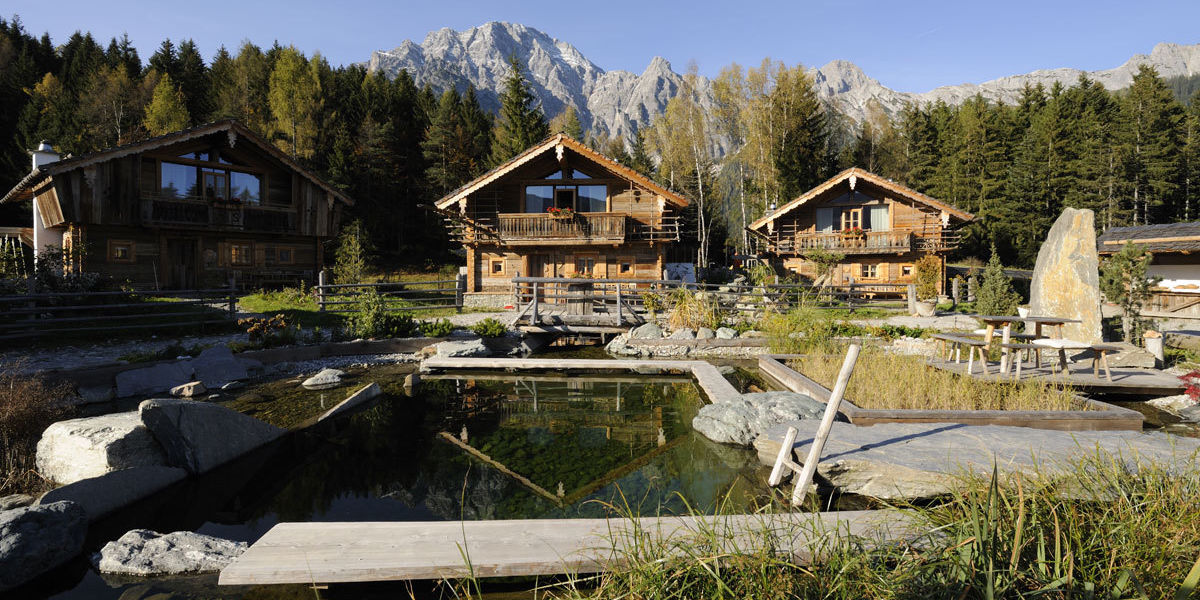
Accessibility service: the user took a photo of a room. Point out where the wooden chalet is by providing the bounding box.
[434,134,688,305]
[1098,221,1200,316]
[0,120,351,289]
[747,168,973,291]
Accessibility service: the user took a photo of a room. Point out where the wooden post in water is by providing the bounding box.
[615,283,622,325]
[791,343,860,504]
[530,281,539,325]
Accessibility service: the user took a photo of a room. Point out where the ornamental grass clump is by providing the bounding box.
[791,348,1080,411]
[1,364,72,495]
[666,287,722,330]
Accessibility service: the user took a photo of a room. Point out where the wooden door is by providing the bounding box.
[166,239,198,289]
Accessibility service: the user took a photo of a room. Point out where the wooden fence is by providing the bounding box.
[315,271,467,314]
[508,277,909,326]
[0,284,237,342]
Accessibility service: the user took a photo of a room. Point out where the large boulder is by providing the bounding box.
[435,339,490,358]
[183,345,248,389]
[693,391,828,446]
[1029,208,1103,344]
[302,368,345,390]
[715,327,737,340]
[629,322,663,340]
[36,412,168,484]
[92,529,247,576]
[115,362,196,398]
[1103,342,1158,369]
[668,328,696,340]
[139,399,284,474]
[696,327,716,340]
[0,501,87,591]
[38,466,187,521]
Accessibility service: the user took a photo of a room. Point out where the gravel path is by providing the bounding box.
[2,310,513,375]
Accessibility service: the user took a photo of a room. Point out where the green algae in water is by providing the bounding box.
[221,363,416,429]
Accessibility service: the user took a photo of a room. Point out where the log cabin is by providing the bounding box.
[0,120,351,290]
[1097,221,1200,317]
[434,134,688,307]
[746,168,973,293]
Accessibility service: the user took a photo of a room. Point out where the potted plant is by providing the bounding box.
[912,254,941,317]
[547,206,575,220]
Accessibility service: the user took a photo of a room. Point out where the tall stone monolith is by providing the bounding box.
[1029,208,1103,343]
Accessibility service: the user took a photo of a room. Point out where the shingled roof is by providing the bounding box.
[1097,222,1200,254]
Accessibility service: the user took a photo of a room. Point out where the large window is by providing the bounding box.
[578,185,607,212]
[523,184,607,213]
[816,204,890,232]
[160,162,197,199]
[525,185,554,213]
[230,171,262,205]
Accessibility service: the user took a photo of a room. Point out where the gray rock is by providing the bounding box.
[715,327,737,340]
[696,327,715,340]
[630,322,663,340]
[302,368,345,390]
[435,339,490,358]
[0,495,33,511]
[0,501,87,591]
[220,381,244,391]
[38,466,187,521]
[36,412,167,484]
[1030,208,1103,344]
[693,391,828,446]
[169,381,207,398]
[93,529,246,576]
[755,421,1200,501]
[1103,342,1158,368]
[76,385,115,405]
[139,399,284,474]
[1147,395,1200,423]
[741,330,765,339]
[115,362,195,398]
[318,383,383,422]
[184,346,248,389]
[668,328,696,340]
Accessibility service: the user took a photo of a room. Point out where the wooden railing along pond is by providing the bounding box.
[315,271,467,313]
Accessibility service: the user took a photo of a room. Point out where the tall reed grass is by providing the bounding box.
[0,363,72,495]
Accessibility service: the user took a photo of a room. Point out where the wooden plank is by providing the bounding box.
[218,510,913,585]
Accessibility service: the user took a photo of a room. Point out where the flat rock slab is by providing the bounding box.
[36,411,167,484]
[94,529,247,576]
[184,346,249,389]
[756,421,1200,500]
[38,466,187,522]
[140,399,284,474]
[302,368,344,390]
[693,391,829,446]
[115,362,195,398]
[0,501,87,591]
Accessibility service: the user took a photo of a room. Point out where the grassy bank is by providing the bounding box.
[529,455,1200,599]
[791,348,1082,411]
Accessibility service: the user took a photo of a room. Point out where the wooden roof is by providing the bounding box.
[1,120,353,206]
[747,168,974,231]
[1097,222,1200,254]
[434,134,688,210]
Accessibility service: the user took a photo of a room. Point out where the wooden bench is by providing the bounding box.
[998,342,1041,379]
[1089,343,1122,382]
[932,333,991,375]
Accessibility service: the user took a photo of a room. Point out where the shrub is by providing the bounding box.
[642,290,668,317]
[237,313,298,347]
[333,219,369,284]
[1,365,73,495]
[345,290,421,339]
[420,318,456,337]
[913,254,942,300]
[666,288,722,330]
[1101,241,1159,342]
[976,245,1022,317]
[471,317,508,338]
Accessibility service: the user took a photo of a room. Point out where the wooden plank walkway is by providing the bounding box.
[927,357,1185,396]
[218,510,912,585]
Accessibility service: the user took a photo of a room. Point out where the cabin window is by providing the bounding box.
[577,185,607,212]
[543,169,592,179]
[229,243,253,266]
[263,245,294,266]
[554,188,576,209]
[860,264,878,279]
[107,240,135,263]
[525,185,554,213]
[491,260,504,275]
[868,205,890,231]
[179,150,210,161]
[277,247,293,265]
[618,259,633,274]
[901,265,913,277]
[576,256,596,276]
[160,162,198,199]
[230,172,262,205]
[268,175,292,207]
[841,208,862,231]
[816,207,835,233]
[202,170,229,202]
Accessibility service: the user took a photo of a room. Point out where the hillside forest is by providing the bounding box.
[3,17,1200,269]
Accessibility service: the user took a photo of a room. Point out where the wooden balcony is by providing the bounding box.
[448,213,681,245]
[771,231,914,255]
[141,195,297,233]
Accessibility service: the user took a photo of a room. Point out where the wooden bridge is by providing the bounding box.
[218,510,912,585]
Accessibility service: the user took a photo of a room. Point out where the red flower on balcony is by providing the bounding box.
[841,227,865,237]
[547,207,575,219]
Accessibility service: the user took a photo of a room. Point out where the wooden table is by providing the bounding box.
[972,315,1081,374]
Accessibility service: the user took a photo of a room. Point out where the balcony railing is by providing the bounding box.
[141,195,297,233]
[447,212,681,245]
[771,231,913,255]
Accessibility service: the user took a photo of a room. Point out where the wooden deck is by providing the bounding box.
[927,357,1185,396]
[218,510,912,585]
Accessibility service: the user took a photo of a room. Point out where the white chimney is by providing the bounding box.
[31,141,59,170]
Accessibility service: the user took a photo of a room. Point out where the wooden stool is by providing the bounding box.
[1032,338,1091,374]
[1089,344,1121,382]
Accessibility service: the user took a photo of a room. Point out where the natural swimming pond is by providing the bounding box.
[39,370,768,600]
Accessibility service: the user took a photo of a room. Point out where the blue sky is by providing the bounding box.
[7,0,1200,92]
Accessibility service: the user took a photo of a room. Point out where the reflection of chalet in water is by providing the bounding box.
[748,168,973,289]
[434,134,689,306]
[0,121,351,289]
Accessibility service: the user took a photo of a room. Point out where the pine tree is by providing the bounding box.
[773,66,829,200]
[143,73,190,135]
[148,39,179,81]
[1183,90,1200,221]
[628,128,654,176]
[175,39,211,123]
[1100,242,1158,341]
[105,33,141,79]
[459,84,493,171]
[549,105,584,139]
[489,55,548,165]
[422,89,477,194]
[976,246,1022,317]
[1120,65,1184,224]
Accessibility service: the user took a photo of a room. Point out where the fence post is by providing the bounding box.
[317,269,326,312]
[531,281,539,326]
[228,274,237,319]
[906,284,917,316]
[455,270,466,313]
[616,283,623,325]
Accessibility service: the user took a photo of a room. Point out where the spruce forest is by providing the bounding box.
[3,17,1200,269]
